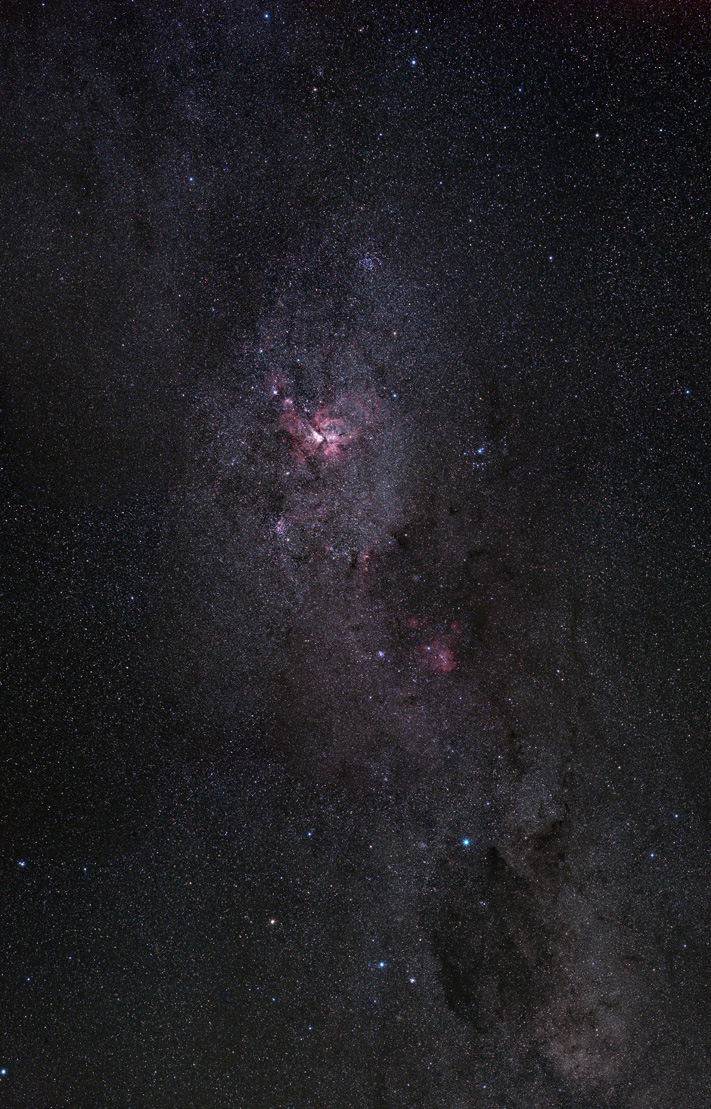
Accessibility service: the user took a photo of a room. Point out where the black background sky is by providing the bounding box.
[1,1,710,1106]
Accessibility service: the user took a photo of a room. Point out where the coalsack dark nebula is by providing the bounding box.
[150,244,691,1105]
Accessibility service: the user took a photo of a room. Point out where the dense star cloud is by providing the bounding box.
[1,2,710,1106]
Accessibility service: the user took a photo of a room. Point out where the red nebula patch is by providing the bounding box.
[357,548,374,574]
[279,402,325,459]
[412,620,461,674]
[311,409,360,459]
[276,392,376,465]
[415,641,458,673]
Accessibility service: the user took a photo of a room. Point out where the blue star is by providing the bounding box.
[462,838,470,847]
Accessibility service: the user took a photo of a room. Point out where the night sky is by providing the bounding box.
[2,2,711,1106]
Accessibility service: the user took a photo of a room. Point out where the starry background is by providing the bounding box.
[1,1,710,1106]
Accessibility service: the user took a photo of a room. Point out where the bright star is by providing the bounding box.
[462,838,470,847]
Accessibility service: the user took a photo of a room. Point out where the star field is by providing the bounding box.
[1,2,710,1106]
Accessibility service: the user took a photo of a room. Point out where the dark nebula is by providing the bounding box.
[1,3,710,1107]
